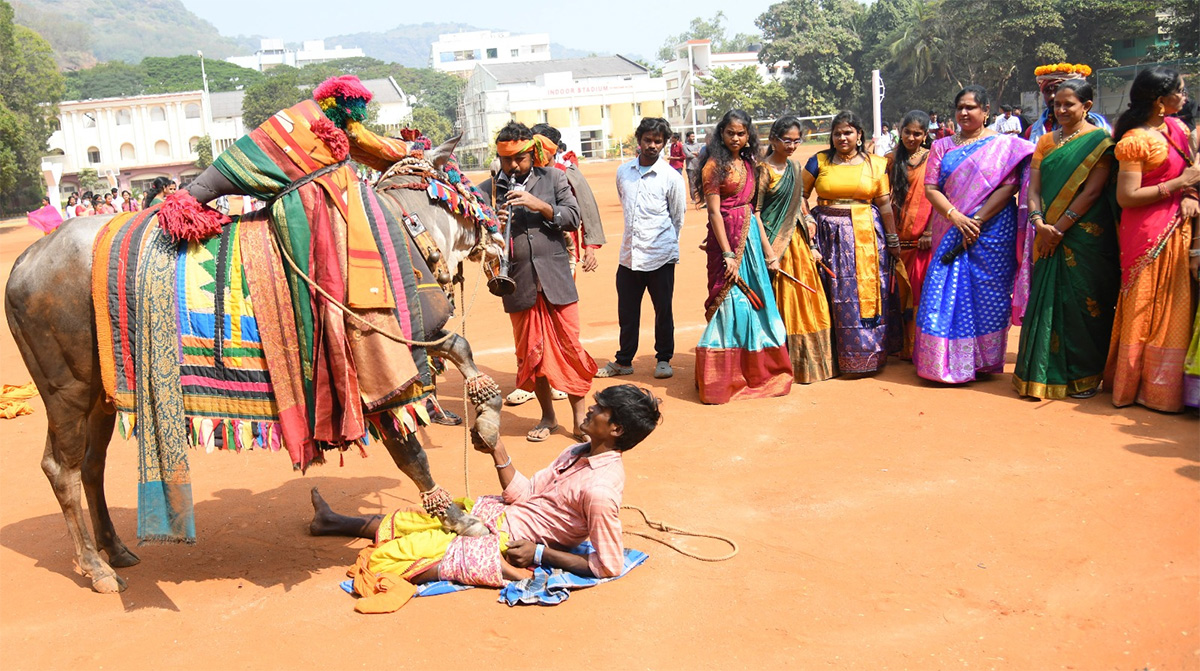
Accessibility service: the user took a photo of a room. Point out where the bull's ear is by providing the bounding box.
[428,134,462,171]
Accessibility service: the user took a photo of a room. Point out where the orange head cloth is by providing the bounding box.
[496,134,558,167]
[345,120,411,173]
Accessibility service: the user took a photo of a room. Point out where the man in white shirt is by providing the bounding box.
[991,105,1022,135]
[595,117,686,380]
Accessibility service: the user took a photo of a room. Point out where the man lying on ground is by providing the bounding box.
[310,383,663,592]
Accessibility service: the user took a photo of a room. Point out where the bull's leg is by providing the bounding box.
[379,426,488,537]
[428,331,503,449]
[81,392,138,568]
[37,384,126,593]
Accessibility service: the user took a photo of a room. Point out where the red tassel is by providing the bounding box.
[310,117,350,161]
[158,191,230,243]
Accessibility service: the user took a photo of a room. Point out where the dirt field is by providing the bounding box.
[1,159,1196,670]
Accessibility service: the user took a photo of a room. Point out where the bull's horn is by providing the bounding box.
[428,134,462,171]
[185,166,242,204]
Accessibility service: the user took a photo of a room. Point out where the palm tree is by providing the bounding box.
[887,1,959,90]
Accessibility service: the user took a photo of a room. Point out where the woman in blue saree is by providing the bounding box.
[916,85,1036,383]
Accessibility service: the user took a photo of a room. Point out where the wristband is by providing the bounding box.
[533,544,546,565]
[495,455,512,469]
[945,206,958,219]
[1064,209,1081,222]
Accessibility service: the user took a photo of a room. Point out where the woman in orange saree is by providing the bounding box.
[1105,67,1200,412]
[887,110,934,359]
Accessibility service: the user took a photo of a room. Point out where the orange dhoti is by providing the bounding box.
[510,294,598,397]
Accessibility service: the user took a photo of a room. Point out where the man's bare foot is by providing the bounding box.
[308,487,380,538]
[309,487,337,536]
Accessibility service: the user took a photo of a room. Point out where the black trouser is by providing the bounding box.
[614,263,675,366]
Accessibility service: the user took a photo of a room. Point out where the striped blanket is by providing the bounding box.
[93,207,436,543]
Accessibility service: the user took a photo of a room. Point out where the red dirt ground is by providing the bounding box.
[1,158,1196,670]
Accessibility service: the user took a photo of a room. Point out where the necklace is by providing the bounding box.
[831,152,864,166]
[907,148,929,167]
[952,131,985,147]
[1055,126,1084,147]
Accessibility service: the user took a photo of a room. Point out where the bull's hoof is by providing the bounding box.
[456,517,490,538]
[107,547,141,568]
[471,414,501,450]
[92,572,127,594]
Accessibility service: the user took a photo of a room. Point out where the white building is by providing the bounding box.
[661,39,786,135]
[45,90,211,205]
[458,56,666,166]
[227,38,365,72]
[431,30,551,76]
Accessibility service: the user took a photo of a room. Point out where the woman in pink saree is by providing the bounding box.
[915,85,1035,384]
[1105,67,1200,412]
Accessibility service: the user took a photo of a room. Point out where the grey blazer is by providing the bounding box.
[480,167,581,313]
[564,165,606,246]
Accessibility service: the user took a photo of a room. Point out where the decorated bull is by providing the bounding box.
[4,76,505,593]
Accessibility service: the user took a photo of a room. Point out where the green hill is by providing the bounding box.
[12,0,242,69]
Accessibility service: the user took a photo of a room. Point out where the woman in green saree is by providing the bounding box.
[755,116,836,383]
[1013,79,1120,399]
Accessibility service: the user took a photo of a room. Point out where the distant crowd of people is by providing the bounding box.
[59,176,179,219]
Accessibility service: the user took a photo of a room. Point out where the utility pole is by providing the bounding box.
[198,50,213,131]
[872,69,884,142]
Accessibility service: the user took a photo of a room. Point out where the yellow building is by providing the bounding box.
[459,56,668,166]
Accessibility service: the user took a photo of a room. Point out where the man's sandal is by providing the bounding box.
[505,388,568,406]
[595,362,634,378]
[526,423,557,442]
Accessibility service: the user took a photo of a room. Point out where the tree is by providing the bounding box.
[142,56,262,94]
[0,1,64,212]
[194,135,213,170]
[658,12,759,61]
[240,70,307,130]
[1150,0,1199,60]
[694,66,788,118]
[75,168,108,194]
[410,106,452,145]
[756,0,866,115]
[64,61,146,100]
[391,68,463,122]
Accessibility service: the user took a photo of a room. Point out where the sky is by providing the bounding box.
[181,0,777,60]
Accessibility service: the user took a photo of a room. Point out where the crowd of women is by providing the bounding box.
[59,176,176,219]
[690,65,1200,414]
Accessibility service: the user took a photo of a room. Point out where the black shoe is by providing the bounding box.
[430,405,463,426]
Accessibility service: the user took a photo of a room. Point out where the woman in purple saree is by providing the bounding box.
[916,85,1035,384]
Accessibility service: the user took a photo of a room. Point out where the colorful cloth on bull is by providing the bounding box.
[212,99,428,448]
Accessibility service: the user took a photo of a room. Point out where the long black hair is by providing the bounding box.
[890,110,930,209]
[142,176,171,208]
[691,109,758,203]
[1114,67,1181,141]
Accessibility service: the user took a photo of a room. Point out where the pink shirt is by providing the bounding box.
[501,443,625,578]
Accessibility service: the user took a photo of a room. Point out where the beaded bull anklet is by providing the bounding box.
[420,485,454,517]
[465,374,502,406]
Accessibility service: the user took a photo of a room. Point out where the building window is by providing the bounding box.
[580,130,604,158]
[486,48,498,59]
[87,146,101,164]
[571,107,580,125]
[634,102,642,116]
[150,106,166,122]
[184,103,201,119]
[602,105,610,120]
[82,113,97,129]
[1122,38,1135,48]
[115,109,132,125]
[453,50,477,62]
[119,143,135,162]
[538,109,548,124]
[188,136,201,153]
[439,52,454,63]
[510,49,519,57]
[155,140,170,157]
[531,44,548,54]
